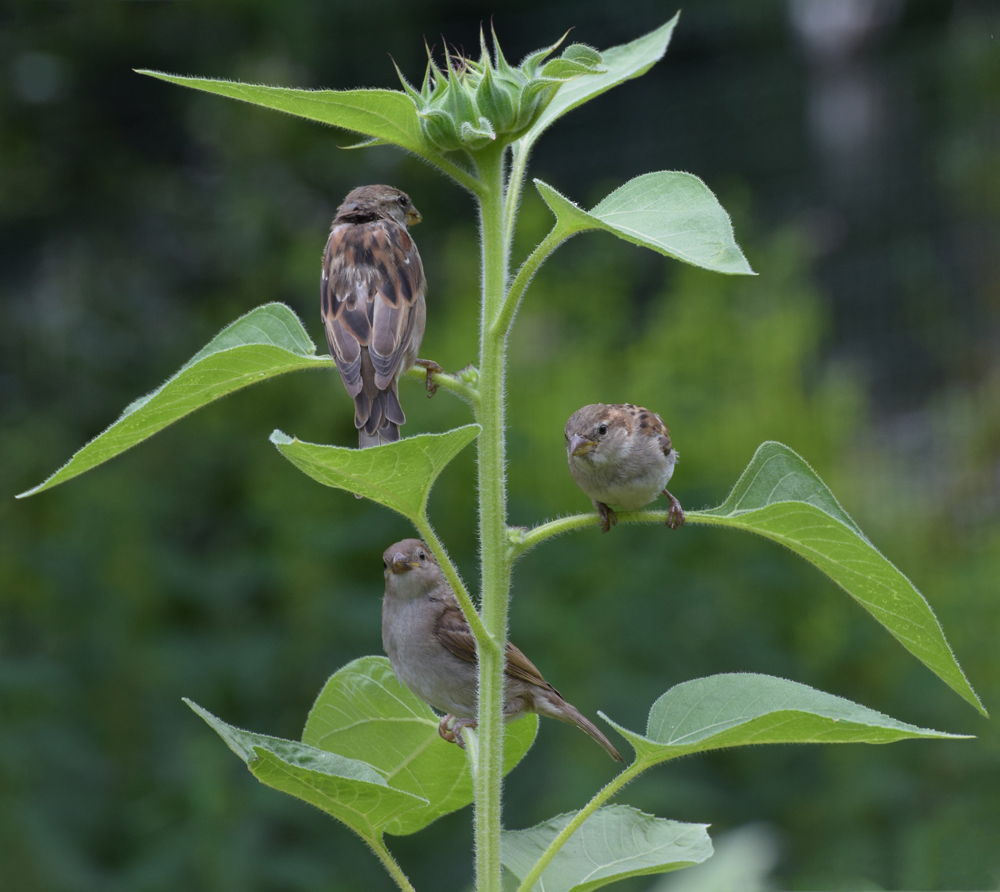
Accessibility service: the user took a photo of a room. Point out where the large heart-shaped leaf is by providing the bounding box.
[502,805,711,892]
[303,656,537,835]
[186,699,427,843]
[269,425,479,522]
[689,442,984,714]
[18,303,330,498]
[601,673,968,767]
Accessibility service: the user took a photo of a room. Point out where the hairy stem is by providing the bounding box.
[370,838,417,892]
[403,364,481,408]
[492,223,571,336]
[474,142,512,892]
[508,509,711,561]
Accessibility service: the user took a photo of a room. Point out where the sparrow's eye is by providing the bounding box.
[383,559,388,569]
[418,550,427,562]
[597,423,608,436]
[397,194,410,208]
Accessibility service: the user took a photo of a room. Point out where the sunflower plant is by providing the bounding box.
[19,15,983,892]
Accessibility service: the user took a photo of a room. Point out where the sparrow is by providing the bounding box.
[381,539,624,762]
[565,403,685,533]
[321,184,440,447]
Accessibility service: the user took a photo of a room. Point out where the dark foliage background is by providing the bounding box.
[2,1,998,889]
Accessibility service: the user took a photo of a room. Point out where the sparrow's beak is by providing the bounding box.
[407,206,422,227]
[568,434,596,457]
[390,554,419,574]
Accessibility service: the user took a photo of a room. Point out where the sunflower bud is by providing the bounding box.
[397,27,605,154]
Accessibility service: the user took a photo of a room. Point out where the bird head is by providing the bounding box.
[382,538,440,598]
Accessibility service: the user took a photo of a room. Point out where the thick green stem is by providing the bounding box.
[512,760,646,892]
[474,142,512,892]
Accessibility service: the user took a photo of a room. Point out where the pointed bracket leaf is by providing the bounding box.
[137,72,480,191]
[517,15,680,150]
[501,805,712,892]
[18,303,331,498]
[269,424,480,522]
[601,673,969,769]
[303,656,537,836]
[688,442,985,715]
[535,174,754,275]
[185,699,428,843]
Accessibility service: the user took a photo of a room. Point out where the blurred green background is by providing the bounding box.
[2,1,998,889]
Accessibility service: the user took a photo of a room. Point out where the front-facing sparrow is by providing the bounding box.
[565,403,685,533]
[381,539,624,762]
[321,184,439,447]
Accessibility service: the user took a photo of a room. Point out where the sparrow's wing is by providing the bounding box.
[434,595,479,665]
[504,642,561,696]
[631,406,672,455]
[368,223,425,391]
[321,220,425,394]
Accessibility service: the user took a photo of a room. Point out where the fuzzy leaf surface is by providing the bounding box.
[19,303,328,498]
[535,175,753,275]
[601,673,968,766]
[689,441,984,714]
[303,656,537,835]
[186,699,426,842]
[269,425,480,521]
[501,805,712,892]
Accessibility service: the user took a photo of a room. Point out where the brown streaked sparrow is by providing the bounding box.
[321,185,441,447]
[381,539,624,762]
[565,403,685,533]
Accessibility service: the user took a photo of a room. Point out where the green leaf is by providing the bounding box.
[185,699,427,842]
[535,174,754,275]
[139,72,429,157]
[519,15,680,147]
[601,673,969,767]
[501,805,712,892]
[18,303,330,498]
[269,424,480,521]
[689,442,985,714]
[303,656,537,836]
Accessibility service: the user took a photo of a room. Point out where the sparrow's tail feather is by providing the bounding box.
[356,387,406,447]
[541,696,624,762]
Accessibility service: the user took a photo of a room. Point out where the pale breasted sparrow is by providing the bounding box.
[565,403,685,533]
[381,539,623,761]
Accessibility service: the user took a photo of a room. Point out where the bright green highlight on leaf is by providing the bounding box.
[502,805,712,892]
[303,657,537,836]
[18,303,330,498]
[535,174,754,275]
[692,441,985,715]
[269,424,479,522]
[601,673,968,767]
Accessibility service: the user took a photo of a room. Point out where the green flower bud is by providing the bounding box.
[475,64,518,133]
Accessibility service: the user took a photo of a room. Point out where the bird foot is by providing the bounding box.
[597,502,618,534]
[414,359,444,396]
[438,714,477,749]
[662,489,685,529]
